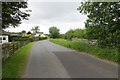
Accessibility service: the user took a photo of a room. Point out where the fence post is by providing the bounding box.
[12,43,14,54]
[17,42,18,50]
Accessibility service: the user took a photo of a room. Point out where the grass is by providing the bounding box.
[50,39,118,63]
[2,42,35,78]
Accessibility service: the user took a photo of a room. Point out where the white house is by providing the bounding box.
[0,34,9,44]
[34,32,47,37]
[41,34,46,37]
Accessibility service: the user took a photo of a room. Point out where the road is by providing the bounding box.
[22,40,118,78]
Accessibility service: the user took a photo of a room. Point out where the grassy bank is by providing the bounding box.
[2,42,35,78]
[50,39,118,63]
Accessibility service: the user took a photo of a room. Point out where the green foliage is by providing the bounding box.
[64,29,74,40]
[64,29,85,40]
[77,2,120,49]
[2,42,35,78]
[59,34,65,39]
[2,2,31,29]
[32,36,47,41]
[11,37,33,42]
[12,36,47,42]
[50,39,118,63]
[39,36,47,40]
[49,26,60,38]
[22,30,26,34]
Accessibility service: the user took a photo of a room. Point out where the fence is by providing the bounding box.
[2,41,29,61]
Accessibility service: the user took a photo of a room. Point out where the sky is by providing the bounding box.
[5,1,87,34]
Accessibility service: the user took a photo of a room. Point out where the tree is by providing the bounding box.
[49,26,60,38]
[2,2,31,29]
[74,29,86,38]
[59,34,65,39]
[0,2,1,32]
[22,30,26,34]
[64,29,85,40]
[77,2,120,50]
[31,26,40,35]
[64,29,74,40]
[27,31,32,34]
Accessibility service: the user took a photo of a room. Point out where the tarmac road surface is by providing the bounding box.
[22,40,118,78]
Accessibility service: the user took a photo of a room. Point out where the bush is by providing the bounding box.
[64,29,86,40]
[32,36,47,41]
[11,37,33,42]
[39,37,47,40]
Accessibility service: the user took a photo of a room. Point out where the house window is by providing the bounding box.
[3,37,6,40]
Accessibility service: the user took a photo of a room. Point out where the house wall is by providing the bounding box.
[41,34,46,37]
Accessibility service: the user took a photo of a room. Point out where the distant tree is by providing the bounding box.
[59,34,65,39]
[49,26,60,38]
[27,31,32,34]
[64,29,85,40]
[74,29,86,38]
[2,2,31,29]
[31,26,40,35]
[64,29,74,40]
[22,30,26,34]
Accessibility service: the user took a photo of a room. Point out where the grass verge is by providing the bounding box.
[50,39,118,63]
[2,42,35,78]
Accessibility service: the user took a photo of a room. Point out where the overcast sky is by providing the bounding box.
[5,1,87,34]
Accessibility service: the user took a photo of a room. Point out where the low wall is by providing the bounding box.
[72,38,97,45]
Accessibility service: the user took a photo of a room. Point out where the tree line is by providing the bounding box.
[49,2,120,52]
[2,1,120,51]
[48,26,85,40]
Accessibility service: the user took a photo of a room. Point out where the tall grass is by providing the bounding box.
[50,39,118,63]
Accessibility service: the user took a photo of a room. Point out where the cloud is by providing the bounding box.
[24,2,86,23]
[6,2,87,34]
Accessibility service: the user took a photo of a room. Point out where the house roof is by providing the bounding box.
[10,34,22,37]
[0,34,9,36]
